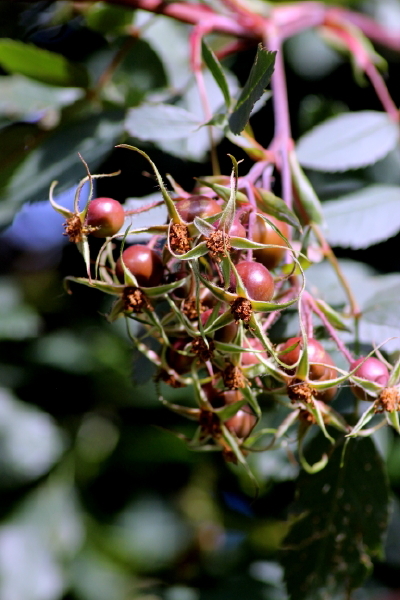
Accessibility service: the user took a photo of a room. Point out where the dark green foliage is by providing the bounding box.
[282,433,389,599]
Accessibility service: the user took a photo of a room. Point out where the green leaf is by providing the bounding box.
[0,74,83,118]
[0,39,89,87]
[201,39,231,109]
[324,184,400,249]
[289,150,324,225]
[85,3,133,34]
[282,433,389,599]
[296,111,399,172]
[314,298,350,331]
[256,189,301,229]
[0,111,124,227]
[125,104,201,141]
[229,45,276,135]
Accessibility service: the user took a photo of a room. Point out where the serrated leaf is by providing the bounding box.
[202,39,231,108]
[0,39,88,87]
[296,110,399,172]
[282,433,389,600]
[256,189,301,228]
[229,45,276,135]
[324,184,400,249]
[125,104,201,141]
[289,150,324,225]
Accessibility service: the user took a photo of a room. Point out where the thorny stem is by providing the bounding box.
[311,223,361,319]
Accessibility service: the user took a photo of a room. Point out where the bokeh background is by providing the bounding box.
[1,1,400,599]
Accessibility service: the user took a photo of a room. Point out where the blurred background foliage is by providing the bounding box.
[1,1,400,599]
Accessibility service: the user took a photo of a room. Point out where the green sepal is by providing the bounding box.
[64,276,124,296]
[256,188,302,229]
[388,356,400,387]
[242,384,261,419]
[49,181,73,218]
[159,397,200,421]
[289,150,324,225]
[203,310,235,335]
[346,404,376,438]
[193,216,215,237]
[198,273,237,303]
[220,424,260,494]
[168,235,208,260]
[314,298,350,331]
[195,179,248,204]
[386,410,400,434]
[215,399,248,421]
[143,275,191,298]
[298,427,329,474]
[117,144,182,224]
[218,154,239,234]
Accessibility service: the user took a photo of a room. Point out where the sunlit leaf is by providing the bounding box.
[296,111,399,172]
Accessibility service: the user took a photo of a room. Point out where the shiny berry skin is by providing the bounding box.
[235,261,274,302]
[350,357,389,401]
[201,309,238,343]
[115,245,163,287]
[252,214,289,269]
[86,197,125,238]
[175,196,221,222]
[279,337,337,402]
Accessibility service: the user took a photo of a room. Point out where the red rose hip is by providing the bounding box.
[86,197,125,238]
[116,245,163,287]
[350,357,389,400]
[235,261,274,302]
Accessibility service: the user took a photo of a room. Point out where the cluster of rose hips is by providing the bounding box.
[50,147,400,473]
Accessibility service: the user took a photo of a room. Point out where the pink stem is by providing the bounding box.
[264,26,293,210]
[124,200,164,215]
[364,62,399,121]
[305,291,354,363]
[190,25,220,175]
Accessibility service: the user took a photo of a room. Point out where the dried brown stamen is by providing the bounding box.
[375,387,400,413]
[223,364,246,389]
[122,286,152,313]
[230,297,252,324]
[63,214,83,243]
[199,408,221,439]
[287,378,313,403]
[206,230,231,260]
[191,337,215,361]
[181,298,206,320]
[169,223,191,254]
